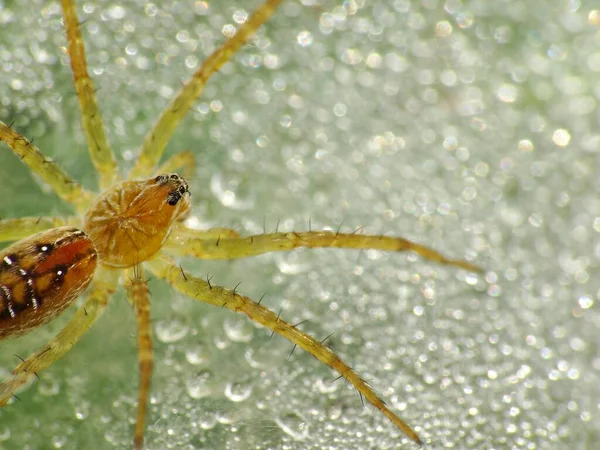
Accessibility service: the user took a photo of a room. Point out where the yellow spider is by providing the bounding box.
[0,0,481,448]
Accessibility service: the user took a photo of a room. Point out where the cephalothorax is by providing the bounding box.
[83,173,191,267]
[0,0,480,448]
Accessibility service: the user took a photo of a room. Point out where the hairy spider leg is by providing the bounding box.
[0,0,481,446]
[170,222,241,240]
[61,0,119,190]
[0,217,76,243]
[164,228,482,272]
[147,255,424,446]
[129,0,285,179]
[124,272,153,450]
[0,269,118,406]
[0,122,93,213]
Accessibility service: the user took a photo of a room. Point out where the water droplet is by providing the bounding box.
[51,434,67,448]
[297,30,313,47]
[275,412,309,440]
[74,401,90,420]
[0,426,11,441]
[210,172,256,210]
[245,346,276,369]
[185,370,214,399]
[197,409,218,430]
[155,319,189,343]
[223,316,254,342]
[38,375,60,397]
[185,344,209,365]
[315,377,339,394]
[224,380,253,402]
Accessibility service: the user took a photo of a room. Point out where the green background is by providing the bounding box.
[0,0,598,449]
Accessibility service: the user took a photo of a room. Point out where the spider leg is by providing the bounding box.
[124,271,153,450]
[60,0,119,190]
[153,150,196,179]
[164,229,481,272]
[129,0,285,179]
[0,216,78,243]
[170,222,240,240]
[0,121,94,213]
[146,255,423,446]
[0,268,117,407]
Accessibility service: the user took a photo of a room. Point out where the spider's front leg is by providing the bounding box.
[153,151,196,180]
[61,0,118,190]
[165,226,481,272]
[0,269,117,406]
[147,255,424,446]
[129,0,285,180]
[169,222,241,240]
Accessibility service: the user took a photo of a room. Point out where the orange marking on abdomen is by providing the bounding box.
[0,227,98,339]
[35,235,95,273]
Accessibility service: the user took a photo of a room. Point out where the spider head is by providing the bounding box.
[155,173,190,207]
[82,174,192,267]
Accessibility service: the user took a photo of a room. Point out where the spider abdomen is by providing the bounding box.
[0,227,97,339]
[83,174,190,268]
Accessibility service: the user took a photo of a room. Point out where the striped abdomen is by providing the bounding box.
[0,227,97,339]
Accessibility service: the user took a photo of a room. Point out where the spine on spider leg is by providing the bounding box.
[148,258,423,446]
[167,230,481,272]
[125,276,153,450]
[230,292,424,446]
[130,0,286,179]
[60,0,118,189]
[0,121,92,211]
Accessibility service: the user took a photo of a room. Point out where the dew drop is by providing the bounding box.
[155,319,189,343]
[197,409,218,430]
[224,380,253,402]
[51,435,66,448]
[74,401,90,420]
[185,344,209,365]
[0,426,10,441]
[275,412,309,440]
[38,376,60,397]
[296,30,313,47]
[223,316,254,342]
[244,346,276,369]
[315,377,339,394]
[185,370,214,399]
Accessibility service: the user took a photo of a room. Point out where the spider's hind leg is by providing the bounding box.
[0,269,117,407]
[147,255,424,446]
[0,216,77,244]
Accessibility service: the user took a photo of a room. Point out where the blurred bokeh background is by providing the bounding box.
[0,0,598,448]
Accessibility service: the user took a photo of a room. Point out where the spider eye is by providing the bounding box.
[170,174,180,180]
[166,193,180,205]
[155,175,167,184]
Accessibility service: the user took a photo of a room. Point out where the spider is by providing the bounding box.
[0,0,481,448]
